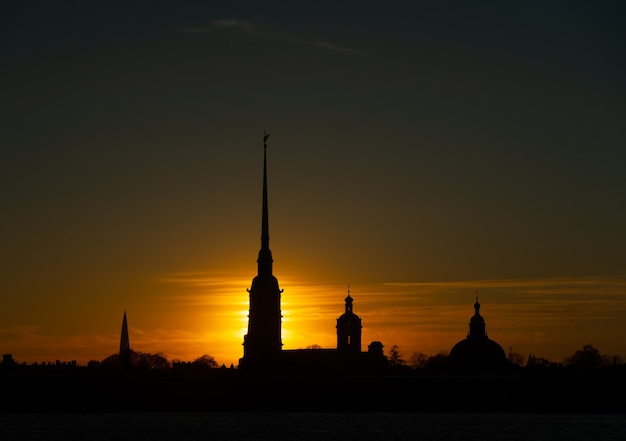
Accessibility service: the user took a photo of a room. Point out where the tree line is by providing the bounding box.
[386,344,625,371]
[2,344,622,373]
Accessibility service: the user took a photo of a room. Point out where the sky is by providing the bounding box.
[2,1,626,367]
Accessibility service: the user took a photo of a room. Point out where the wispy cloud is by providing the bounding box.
[210,18,256,34]
[178,18,367,55]
[312,41,364,55]
[0,324,118,363]
[153,271,626,362]
[6,274,625,366]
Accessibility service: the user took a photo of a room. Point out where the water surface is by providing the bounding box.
[1,412,625,441]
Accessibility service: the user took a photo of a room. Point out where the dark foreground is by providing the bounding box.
[2,367,625,413]
[2,412,626,441]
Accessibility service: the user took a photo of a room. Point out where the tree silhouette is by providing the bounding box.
[508,351,526,367]
[100,350,171,370]
[0,354,18,369]
[388,345,406,368]
[564,344,603,368]
[425,351,449,371]
[409,352,428,369]
[602,354,624,366]
[136,351,170,370]
[193,354,219,369]
[526,354,557,367]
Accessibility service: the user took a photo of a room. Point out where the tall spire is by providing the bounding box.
[257,130,273,276]
[474,292,480,315]
[119,310,131,368]
[241,131,283,368]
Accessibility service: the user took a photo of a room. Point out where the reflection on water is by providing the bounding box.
[1,412,625,441]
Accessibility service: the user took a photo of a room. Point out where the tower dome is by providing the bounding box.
[469,297,486,337]
[449,295,507,373]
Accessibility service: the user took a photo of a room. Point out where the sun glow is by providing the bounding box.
[94,270,626,369]
[7,270,626,368]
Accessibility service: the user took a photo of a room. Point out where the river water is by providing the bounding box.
[1,412,625,441]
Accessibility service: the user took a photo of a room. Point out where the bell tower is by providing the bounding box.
[240,132,283,368]
[336,287,362,353]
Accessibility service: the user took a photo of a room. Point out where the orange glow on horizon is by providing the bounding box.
[5,273,626,368]
[154,272,626,367]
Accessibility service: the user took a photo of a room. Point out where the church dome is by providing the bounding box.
[449,337,507,371]
[448,296,507,372]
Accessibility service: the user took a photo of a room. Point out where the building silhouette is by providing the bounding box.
[239,134,385,374]
[336,289,362,353]
[448,295,507,372]
[239,133,283,370]
[278,290,386,374]
[119,310,131,368]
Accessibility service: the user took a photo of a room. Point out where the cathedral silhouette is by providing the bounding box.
[115,134,508,374]
[238,134,386,374]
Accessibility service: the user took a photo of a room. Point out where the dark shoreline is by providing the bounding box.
[2,366,625,413]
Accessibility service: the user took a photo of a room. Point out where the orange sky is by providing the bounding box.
[2,2,626,367]
[4,266,626,367]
